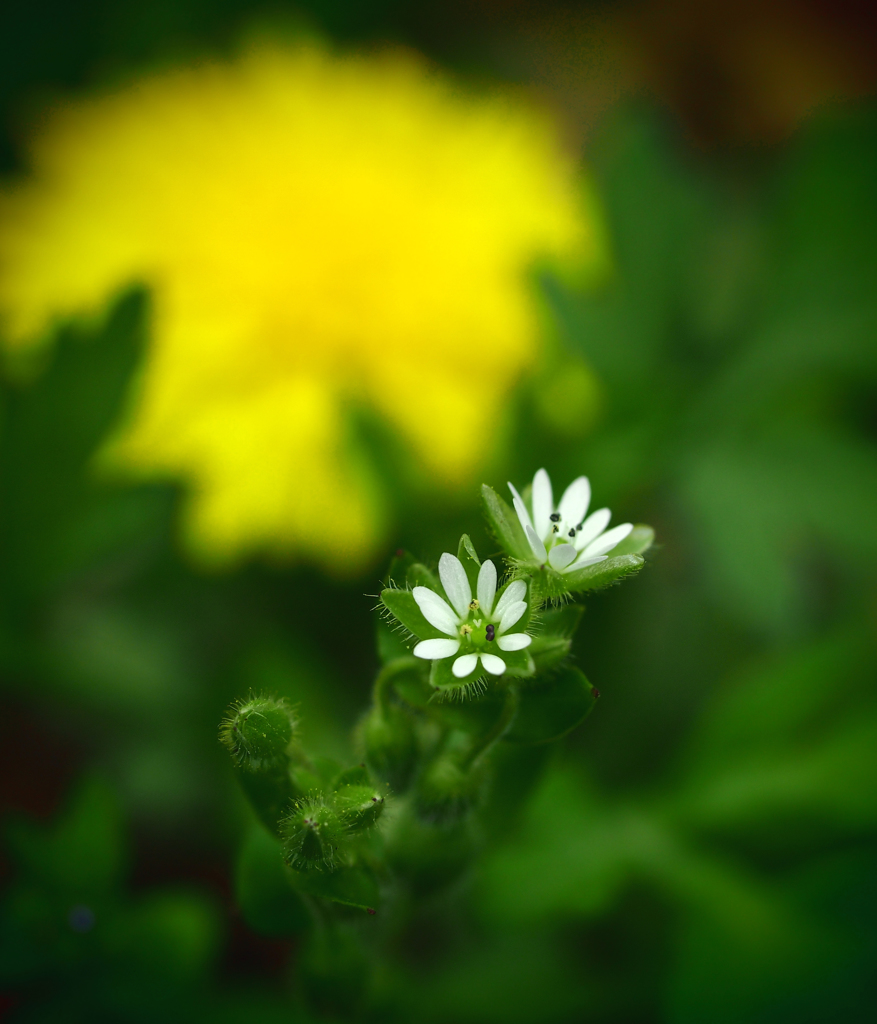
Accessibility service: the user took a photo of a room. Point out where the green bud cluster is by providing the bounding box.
[279,768,386,871]
[219,466,652,1006]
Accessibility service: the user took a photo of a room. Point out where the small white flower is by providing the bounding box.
[509,468,633,574]
[411,553,531,678]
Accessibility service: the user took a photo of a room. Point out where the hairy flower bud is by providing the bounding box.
[281,797,347,872]
[334,785,385,834]
[220,696,297,771]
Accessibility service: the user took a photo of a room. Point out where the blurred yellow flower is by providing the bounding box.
[0,42,598,572]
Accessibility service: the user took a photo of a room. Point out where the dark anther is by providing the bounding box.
[486,624,495,642]
[592,688,601,699]
[576,523,583,531]
[569,529,576,538]
[367,908,377,915]
[549,513,561,522]
[552,524,559,533]
[395,548,404,558]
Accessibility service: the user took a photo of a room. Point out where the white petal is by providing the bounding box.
[452,654,478,678]
[548,543,578,571]
[439,552,472,618]
[494,579,527,619]
[583,523,634,558]
[508,482,534,534]
[479,653,506,676]
[525,525,548,561]
[413,586,459,636]
[532,468,553,539]
[558,476,591,530]
[413,638,460,659]
[564,554,607,573]
[477,559,497,616]
[498,601,527,634]
[574,507,612,550]
[497,633,531,651]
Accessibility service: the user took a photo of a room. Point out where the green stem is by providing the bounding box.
[372,656,420,709]
[463,684,519,768]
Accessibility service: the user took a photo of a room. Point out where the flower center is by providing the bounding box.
[544,511,581,549]
[459,610,498,649]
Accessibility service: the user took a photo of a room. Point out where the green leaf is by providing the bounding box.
[505,665,598,744]
[287,862,380,914]
[608,524,654,556]
[380,588,442,642]
[481,484,531,560]
[562,553,644,594]
[236,825,310,936]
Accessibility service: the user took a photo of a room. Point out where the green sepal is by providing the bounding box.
[608,524,654,557]
[429,656,473,694]
[235,825,310,936]
[562,553,645,594]
[286,862,380,914]
[456,534,482,592]
[334,785,386,833]
[504,665,598,744]
[481,483,531,560]
[380,588,442,642]
[519,553,644,600]
[429,647,533,692]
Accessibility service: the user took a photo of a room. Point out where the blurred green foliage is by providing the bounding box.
[1,3,876,1021]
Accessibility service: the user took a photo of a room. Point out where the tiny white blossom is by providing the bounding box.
[411,553,531,678]
[509,468,632,574]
